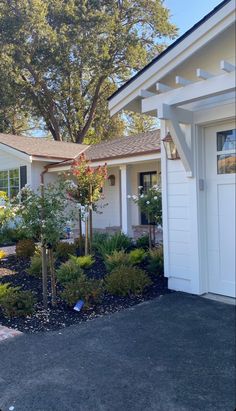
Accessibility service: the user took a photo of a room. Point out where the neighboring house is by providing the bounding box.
[108,0,236,298]
[0,130,161,240]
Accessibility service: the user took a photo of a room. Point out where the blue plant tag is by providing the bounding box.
[74,300,84,312]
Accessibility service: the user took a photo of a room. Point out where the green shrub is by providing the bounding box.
[0,283,19,301]
[128,248,146,265]
[147,246,164,275]
[95,232,132,259]
[105,265,152,297]
[0,226,29,245]
[27,253,42,277]
[57,259,83,285]
[0,289,35,317]
[69,255,95,269]
[136,235,150,250]
[16,239,35,258]
[105,250,131,272]
[55,242,76,261]
[61,274,102,308]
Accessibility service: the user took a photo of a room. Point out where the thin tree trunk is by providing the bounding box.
[153,224,156,246]
[78,208,83,254]
[48,248,57,306]
[42,245,48,309]
[89,184,93,254]
[85,215,89,256]
[148,215,152,250]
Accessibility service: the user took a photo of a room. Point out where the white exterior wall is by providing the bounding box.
[0,150,32,186]
[31,161,58,191]
[92,167,121,229]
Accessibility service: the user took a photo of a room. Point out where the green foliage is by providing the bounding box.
[56,259,83,285]
[70,255,95,269]
[55,242,76,262]
[27,253,42,278]
[61,275,102,308]
[128,248,146,265]
[95,232,132,259]
[0,0,177,143]
[0,283,18,301]
[0,226,30,246]
[147,246,164,275]
[105,250,131,272]
[0,192,14,231]
[136,235,150,250]
[16,238,35,258]
[105,265,151,297]
[0,289,35,318]
[130,186,162,226]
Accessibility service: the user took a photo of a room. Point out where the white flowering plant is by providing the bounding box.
[128,185,162,248]
[0,191,14,231]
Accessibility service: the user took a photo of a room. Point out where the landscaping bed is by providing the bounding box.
[0,250,171,333]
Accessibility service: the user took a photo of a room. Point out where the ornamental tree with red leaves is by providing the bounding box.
[66,153,107,254]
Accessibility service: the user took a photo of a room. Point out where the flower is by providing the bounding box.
[127,195,131,199]
[154,196,158,200]
[132,195,138,200]
[140,194,144,198]
[146,201,150,204]
[138,186,143,190]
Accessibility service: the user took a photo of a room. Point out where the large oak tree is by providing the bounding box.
[0,0,177,143]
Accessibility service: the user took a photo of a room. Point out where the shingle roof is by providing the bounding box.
[0,133,88,160]
[86,130,160,162]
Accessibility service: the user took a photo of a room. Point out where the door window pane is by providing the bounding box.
[217,154,236,174]
[217,129,236,151]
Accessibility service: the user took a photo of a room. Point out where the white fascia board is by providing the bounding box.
[31,156,70,163]
[142,71,235,113]
[0,143,32,162]
[48,152,161,172]
[193,102,236,125]
[109,1,235,116]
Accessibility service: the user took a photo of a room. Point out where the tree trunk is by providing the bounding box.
[152,224,156,246]
[42,245,48,309]
[89,208,92,254]
[85,215,89,256]
[148,216,152,250]
[78,208,83,254]
[48,248,57,306]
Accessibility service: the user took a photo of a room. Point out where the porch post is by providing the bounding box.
[120,165,132,236]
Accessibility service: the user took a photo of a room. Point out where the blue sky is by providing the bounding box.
[165,0,222,38]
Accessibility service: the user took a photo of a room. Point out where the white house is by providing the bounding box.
[108,0,236,298]
[0,130,162,240]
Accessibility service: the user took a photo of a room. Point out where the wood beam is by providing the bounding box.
[156,82,172,93]
[139,90,156,98]
[141,71,235,113]
[220,60,236,73]
[176,76,191,86]
[196,68,213,80]
[158,104,193,124]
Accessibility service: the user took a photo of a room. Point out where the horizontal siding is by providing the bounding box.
[0,150,31,186]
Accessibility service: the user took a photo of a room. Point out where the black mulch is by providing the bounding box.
[0,255,172,333]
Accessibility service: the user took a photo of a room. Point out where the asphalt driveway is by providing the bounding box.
[0,293,235,411]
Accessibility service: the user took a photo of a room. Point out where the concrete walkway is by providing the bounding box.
[0,325,22,342]
[0,293,235,411]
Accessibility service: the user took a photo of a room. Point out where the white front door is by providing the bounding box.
[205,122,236,297]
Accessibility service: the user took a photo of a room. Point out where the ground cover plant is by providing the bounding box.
[0,232,170,333]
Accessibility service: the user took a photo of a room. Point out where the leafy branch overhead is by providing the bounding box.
[0,0,177,142]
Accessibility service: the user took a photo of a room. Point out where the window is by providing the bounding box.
[139,171,157,225]
[0,168,20,198]
[217,129,236,174]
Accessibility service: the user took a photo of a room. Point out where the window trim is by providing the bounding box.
[0,167,20,198]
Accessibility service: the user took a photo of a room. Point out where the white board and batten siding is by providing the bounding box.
[162,154,200,294]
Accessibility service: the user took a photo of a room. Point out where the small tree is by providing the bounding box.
[66,154,107,255]
[129,185,162,249]
[17,182,75,307]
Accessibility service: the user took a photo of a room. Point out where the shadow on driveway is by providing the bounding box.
[0,293,235,411]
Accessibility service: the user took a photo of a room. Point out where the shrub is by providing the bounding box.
[136,235,150,250]
[16,239,35,258]
[128,248,146,265]
[0,283,18,301]
[27,253,42,277]
[0,250,7,260]
[55,242,76,261]
[95,232,132,259]
[147,246,164,275]
[57,259,83,285]
[61,275,102,308]
[0,289,35,317]
[105,250,131,272]
[105,265,152,297]
[0,226,29,246]
[69,255,95,269]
